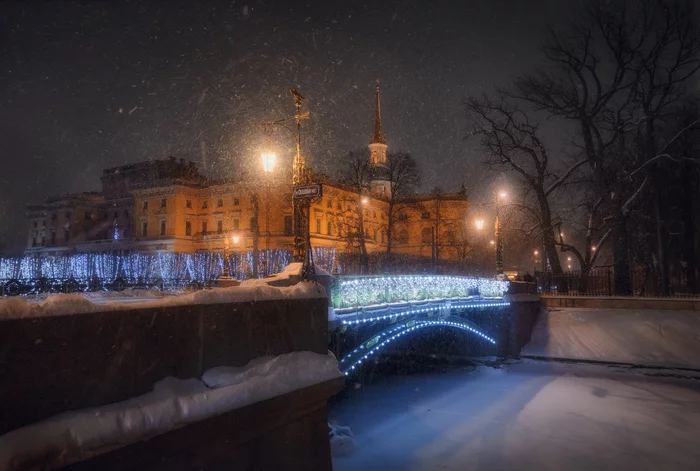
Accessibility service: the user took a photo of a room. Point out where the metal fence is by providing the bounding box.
[536,265,700,298]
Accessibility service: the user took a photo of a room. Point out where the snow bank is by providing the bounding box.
[0,351,342,470]
[522,307,700,369]
[0,281,326,320]
[329,423,356,457]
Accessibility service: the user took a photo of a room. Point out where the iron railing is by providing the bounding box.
[536,265,700,298]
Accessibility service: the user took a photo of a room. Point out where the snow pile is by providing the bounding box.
[329,423,356,457]
[522,307,700,369]
[0,351,342,470]
[0,281,326,320]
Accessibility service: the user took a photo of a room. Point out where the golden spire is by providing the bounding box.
[371,79,386,144]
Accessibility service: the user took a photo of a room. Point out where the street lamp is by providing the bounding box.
[474,218,485,231]
[494,190,507,275]
[260,151,277,276]
[222,234,240,279]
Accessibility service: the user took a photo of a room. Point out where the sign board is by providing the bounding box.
[293,184,322,199]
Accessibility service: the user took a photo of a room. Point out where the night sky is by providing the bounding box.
[0,0,577,252]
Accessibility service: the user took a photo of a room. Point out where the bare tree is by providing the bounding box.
[510,0,700,294]
[339,149,373,273]
[383,152,420,255]
[465,94,586,274]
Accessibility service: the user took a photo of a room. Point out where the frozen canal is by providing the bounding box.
[330,359,700,471]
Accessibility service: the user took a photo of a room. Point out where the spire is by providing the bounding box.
[371,79,386,144]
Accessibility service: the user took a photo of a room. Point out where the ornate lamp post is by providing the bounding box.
[473,190,508,275]
[260,151,277,276]
[261,87,311,268]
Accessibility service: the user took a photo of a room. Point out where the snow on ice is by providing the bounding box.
[0,351,342,470]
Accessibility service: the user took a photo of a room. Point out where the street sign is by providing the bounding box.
[293,184,322,199]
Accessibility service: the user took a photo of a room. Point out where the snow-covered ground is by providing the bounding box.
[330,359,700,471]
[522,307,700,369]
[0,351,341,470]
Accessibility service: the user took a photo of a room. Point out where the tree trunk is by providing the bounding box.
[251,193,259,278]
[536,191,563,274]
[612,214,632,295]
[682,161,697,294]
[653,182,670,296]
[386,202,393,255]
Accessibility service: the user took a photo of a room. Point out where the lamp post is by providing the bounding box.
[261,151,276,276]
[221,233,240,279]
[261,87,310,267]
[473,190,508,276]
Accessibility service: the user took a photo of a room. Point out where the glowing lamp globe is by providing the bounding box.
[232,235,240,244]
[261,152,277,173]
[474,218,485,231]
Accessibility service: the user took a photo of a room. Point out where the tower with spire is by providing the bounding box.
[369,79,391,197]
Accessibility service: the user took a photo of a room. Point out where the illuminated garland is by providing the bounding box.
[331,275,509,308]
[338,319,497,376]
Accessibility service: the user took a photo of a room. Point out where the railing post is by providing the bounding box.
[606,267,612,296]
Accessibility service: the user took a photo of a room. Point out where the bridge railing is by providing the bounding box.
[330,275,509,309]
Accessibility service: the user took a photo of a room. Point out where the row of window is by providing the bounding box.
[140,215,296,238]
[143,197,242,211]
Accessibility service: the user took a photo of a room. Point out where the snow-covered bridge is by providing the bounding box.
[328,275,516,375]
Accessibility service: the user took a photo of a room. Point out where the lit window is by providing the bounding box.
[202,221,208,234]
[186,200,192,209]
[327,199,332,208]
[160,198,167,208]
[422,227,433,243]
[316,219,321,234]
[233,219,240,230]
[217,199,223,208]
[327,221,332,235]
[160,220,166,235]
[233,197,240,206]
[217,220,223,233]
[142,222,148,237]
[143,201,148,210]
[202,200,208,209]
[398,229,409,244]
[421,212,430,220]
[185,221,192,236]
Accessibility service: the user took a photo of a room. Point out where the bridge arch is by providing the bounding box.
[338,317,496,376]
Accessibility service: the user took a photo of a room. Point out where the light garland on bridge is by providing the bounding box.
[339,319,497,376]
[339,301,511,326]
[331,275,509,308]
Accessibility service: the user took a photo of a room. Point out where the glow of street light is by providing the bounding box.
[534,250,539,255]
[498,191,507,199]
[474,218,485,230]
[361,197,369,205]
[591,246,597,251]
[567,256,572,261]
[232,235,240,244]
[261,152,277,173]
[489,240,495,245]
[568,264,572,269]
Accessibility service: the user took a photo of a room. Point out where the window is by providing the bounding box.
[51,213,57,222]
[143,201,148,210]
[186,200,192,209]
[233,197,240,206]
[398,228,409,244]
[422,227,433,244]
[217,198,223,208]
[84,212,91,220]
[123,209,128,218]
[32,235,37,247]
[217,220,223,233]
[446,231,455,242]
[327,199,332,208]
[233,218,240,230]
[185,221,192,236]
[113,211,118,219]
[327,221,332,235]
[381,231,385,243]
[399,213,408,221]
[160,198,167,208]
[202,221,208,234]
[142,222,148,237]
[421,212,431,220]
[316,219,321,234]
[250,217,256,230]
[373,211,376,218]
[50,232,56,244]
[66,212,72,219]
[284,216,293,236]
[64,229,70,242]
[202,200,208,209]
[160,220,166,236]
[337,201,342,210]
[33,221,37,228]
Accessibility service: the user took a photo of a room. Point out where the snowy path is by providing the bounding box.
[330,360,700,471]
[522,308,700,369]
